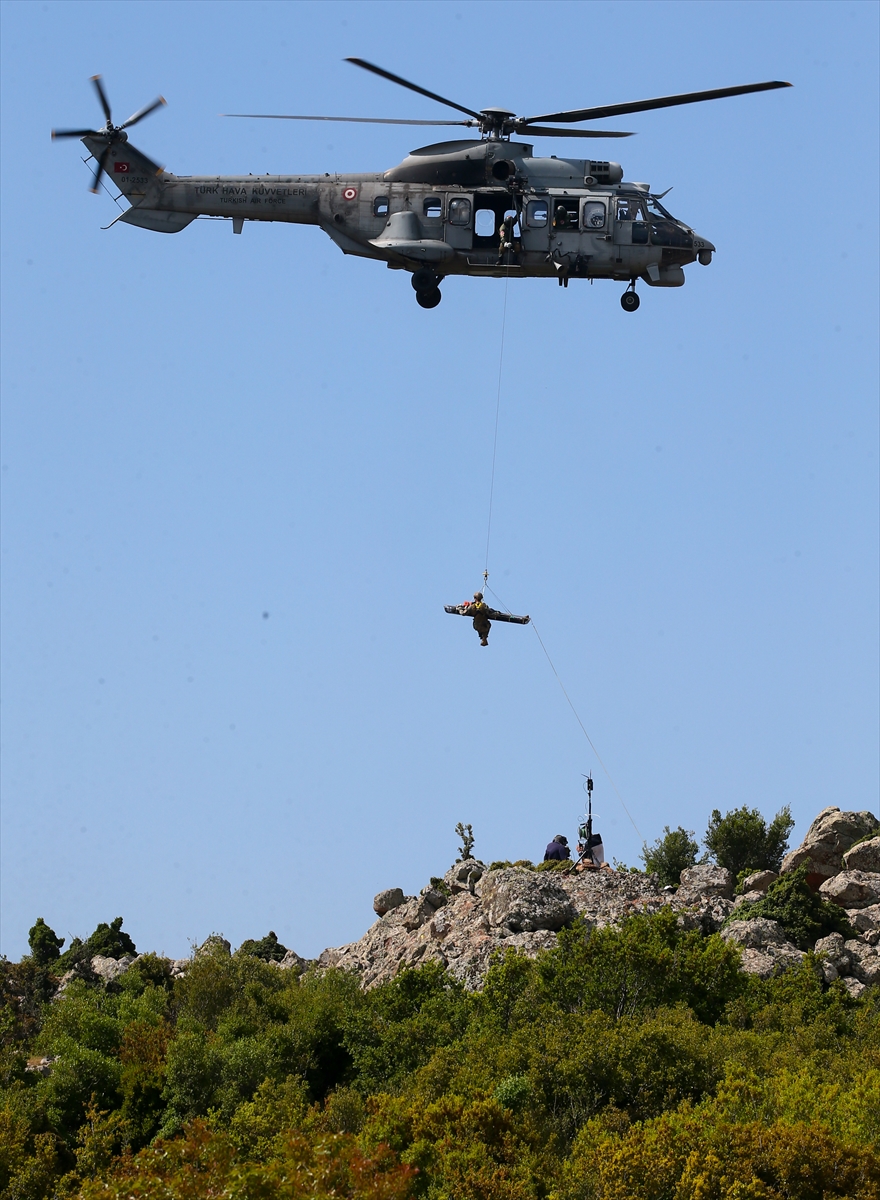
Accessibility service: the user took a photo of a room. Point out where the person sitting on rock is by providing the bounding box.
[544,834,570,861]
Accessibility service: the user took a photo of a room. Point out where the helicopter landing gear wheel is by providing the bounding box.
[620,289,640,312]
[411,267,439,292]
[416,287,442,309]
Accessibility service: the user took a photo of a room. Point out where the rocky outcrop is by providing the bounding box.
[676,865,734,902]
[481,869,576,933]
[90,954,135,984]
[721,918,805,980]
[843,837,880,873]
[819,871,880,910]
[780,808,879,881]
[444,860,484,894]
[40,810,880,999]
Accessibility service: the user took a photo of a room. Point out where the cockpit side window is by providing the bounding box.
[615,196,647,222]
[448,197,471,226]
[583,201,606,230]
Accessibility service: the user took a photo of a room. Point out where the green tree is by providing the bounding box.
[640,826,700,886]
[704,804,794,876]
[237,931,288,962]
[454,822,475,861]
[28,918,65,967]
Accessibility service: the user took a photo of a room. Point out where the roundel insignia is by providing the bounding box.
[342,186,357,201]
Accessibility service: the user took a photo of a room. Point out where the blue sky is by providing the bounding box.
[1,0,877,962]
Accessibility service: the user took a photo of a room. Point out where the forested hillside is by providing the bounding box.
[2,807,879,1198]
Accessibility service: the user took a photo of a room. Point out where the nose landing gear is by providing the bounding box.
[620,283,640,312]
[412,268,443,308]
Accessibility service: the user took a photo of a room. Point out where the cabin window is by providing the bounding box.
[583,201,606,229]
[423,197,442,219]
[475,208,496,237]
[527,199,548,226]
[502,208,521,237]
[448,197,471,226]
[615,195,647,222]
[373,196,389,217]
[552,198,580,229]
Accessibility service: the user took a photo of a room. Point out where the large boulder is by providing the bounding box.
[819,871,880,911]
[721,918,805,980]
[814,932,851,978]
[677,865,734,902]
[780,808,879,882]
[276,949,308,972]
[845,904,880,935]
[742,870,778,893]
[481,868,576,933]
[843,837,880,873]
[373,888,406,916]
[444,860,484,895]
[842,940,880,986]
[91,954,135,984]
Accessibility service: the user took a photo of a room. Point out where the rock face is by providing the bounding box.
[677,865,734,902]
[721,919,805,980]
[91,954,135,984]
[481,869,577,933]
[780,808,879,881]
[819,871,880,910]
[843,837,880,873]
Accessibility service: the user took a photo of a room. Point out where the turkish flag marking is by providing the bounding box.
[114,162,130,173]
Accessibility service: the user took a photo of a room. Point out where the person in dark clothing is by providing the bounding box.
[465,592,492,646]
[544,834,570,861]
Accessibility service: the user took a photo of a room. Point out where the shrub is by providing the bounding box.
[535,910,746,1025]
[640,826,700,886]
[237,931,288,962]
[729,864,853,950]
[56,918,137,973]
[28,919,65,967]
[704,804,795,876]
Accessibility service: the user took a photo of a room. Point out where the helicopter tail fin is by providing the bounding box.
[82,135,168,199]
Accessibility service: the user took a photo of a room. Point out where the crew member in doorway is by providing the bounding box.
[544,834,571,861]
[465,592,491,647]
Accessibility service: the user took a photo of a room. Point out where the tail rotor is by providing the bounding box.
[52,75,166,192]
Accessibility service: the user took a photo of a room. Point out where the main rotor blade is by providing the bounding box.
[89,143,111,194]
[91,74,112,124]
[522,80,792,125]
[120,95,166,129]
[52,127,102,139]
[515,125,634,138]
[345,57,483,121]
[222,112,472,126]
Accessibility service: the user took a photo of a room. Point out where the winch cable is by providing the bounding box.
[485,580,644,847]
[482,263,511,590]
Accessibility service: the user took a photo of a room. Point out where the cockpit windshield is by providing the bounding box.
[617,193,680,222]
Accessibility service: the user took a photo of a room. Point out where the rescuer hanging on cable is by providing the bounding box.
[444,591,530,647]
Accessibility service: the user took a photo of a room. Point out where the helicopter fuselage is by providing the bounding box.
[84,134,715,300]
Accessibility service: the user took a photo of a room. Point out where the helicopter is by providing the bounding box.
[53,61,790,311]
